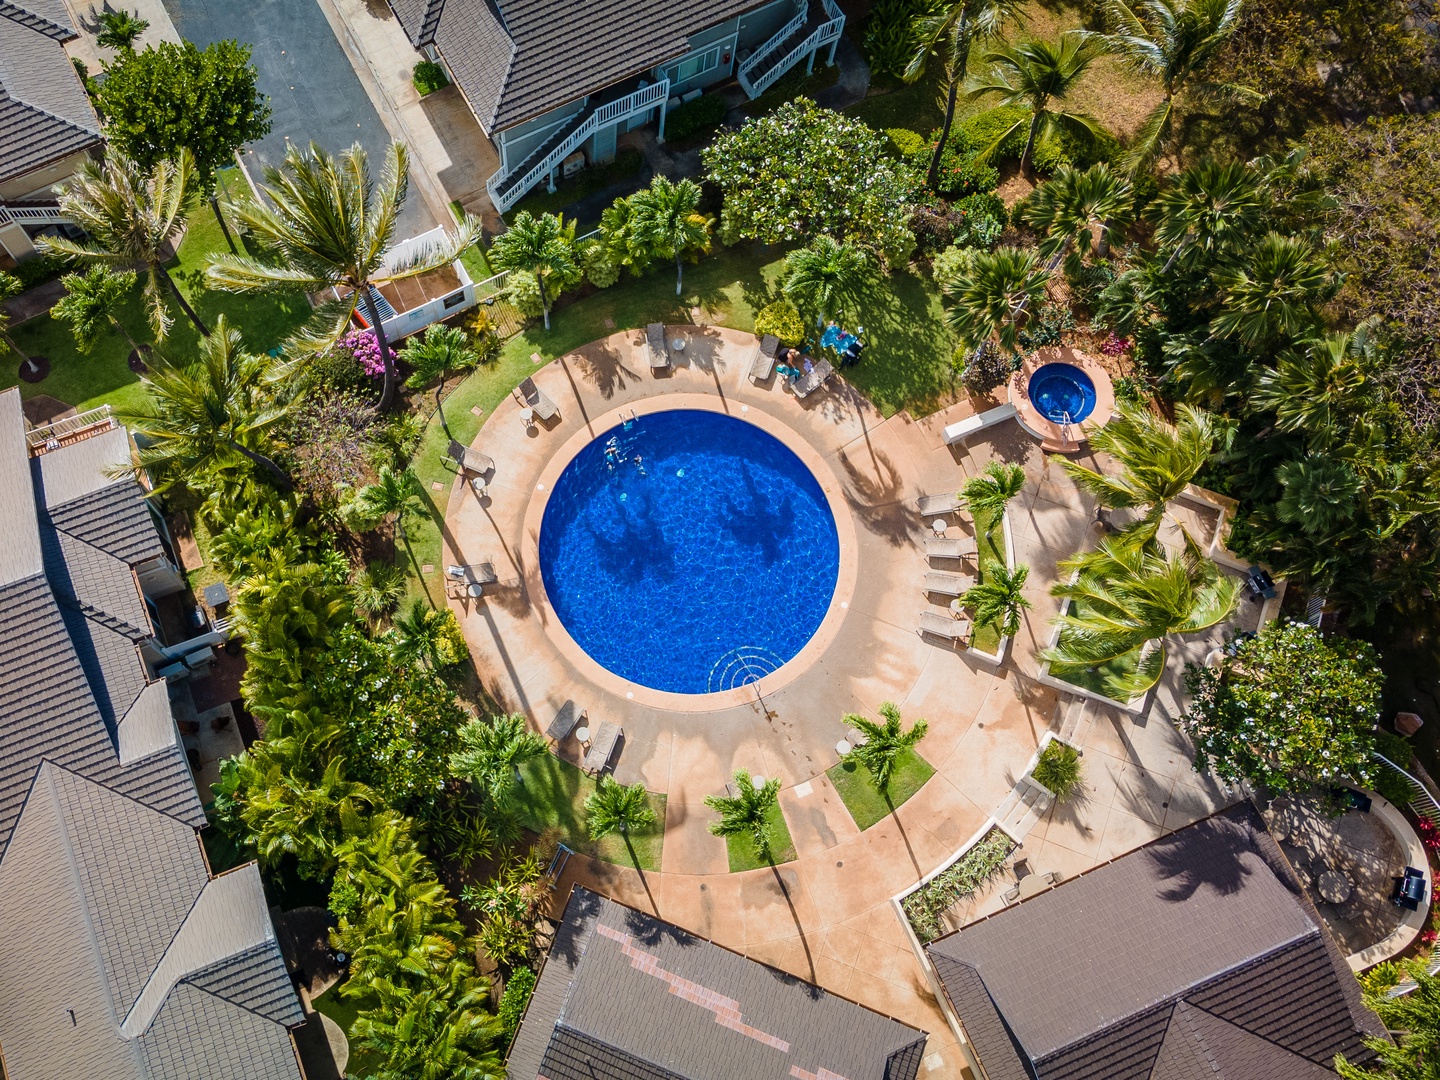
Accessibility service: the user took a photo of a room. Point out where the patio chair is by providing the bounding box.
[790,358,834,399]
[646,323,670,370]
[546,700,585,742]
[447,439,494,477]
[582,721,622,775]
[919,611,971,644]
[925,536,976,560]
[748,334,780,382]
[917,492,963,516]
[446,562,497,597]
[924,571,974,596]
[518,376,559,421]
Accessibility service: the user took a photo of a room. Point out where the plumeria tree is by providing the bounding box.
[703,98,920,267]
[1179,621,1382,792]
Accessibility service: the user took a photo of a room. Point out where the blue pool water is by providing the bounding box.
[538,410,840,694]
[1028,363,1097,424]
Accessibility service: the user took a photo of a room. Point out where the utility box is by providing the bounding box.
[562,150,586,180]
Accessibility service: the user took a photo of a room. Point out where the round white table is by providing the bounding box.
[671,338,687,352]
[950,599,967,616]
[752,775,766,787]
[519,406,535,426]
[1318,870,1353,904]
[575,725,591,744]
[932,518,948,536]
[1017,874,1054,900]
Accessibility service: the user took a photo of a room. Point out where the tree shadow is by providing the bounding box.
[885,788,924,880]
[835,443,918,548]
[767,859,819,990]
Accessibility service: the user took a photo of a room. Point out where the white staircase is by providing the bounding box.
[994,776,1053,842]
[737,0,845,99]
[1053,697,1090,751]
[486,79,669,214]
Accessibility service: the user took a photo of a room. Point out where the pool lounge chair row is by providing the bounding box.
[924,570,974,596]
[926,535,976,560]
[919,611,972,644]
[548,699,623,775]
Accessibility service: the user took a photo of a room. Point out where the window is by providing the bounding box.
[667,46,720,85]
[442,290,468,310]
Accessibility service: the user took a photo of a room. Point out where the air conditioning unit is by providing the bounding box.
[561,151,586,180]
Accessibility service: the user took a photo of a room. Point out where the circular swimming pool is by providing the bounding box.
[537,410,840,694]
[1027,363,1097,424]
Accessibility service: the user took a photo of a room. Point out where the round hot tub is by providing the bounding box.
[1027,362,1097,425]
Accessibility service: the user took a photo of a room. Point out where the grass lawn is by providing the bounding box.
[512,754,666,872]
[969,503,1009,654]
[1,168,311,415]
[826,748,935,830]
[724,801,797,872]
[311,985,382,1076]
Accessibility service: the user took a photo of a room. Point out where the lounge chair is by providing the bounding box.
[917,492,963,516]
[447,439,494,476]
[517,376,559,421]
[919,611,971,643]
[748,334,780,382]
[582,721,622,775]
[646,324,669,370]
[546,700,585,742]
[446,562,497,597]
[791,358,834,399]
[924,571,973,596]
[926,536,976,560]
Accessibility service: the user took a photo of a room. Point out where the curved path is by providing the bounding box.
[442,327,1237,1075]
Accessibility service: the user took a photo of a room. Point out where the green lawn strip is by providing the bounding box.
[512,754,665,872]
[724,801,796,872]
[969,503,1009,654]
[825,748,936,831]
[310,985,382,1076]
[2,167,309,414]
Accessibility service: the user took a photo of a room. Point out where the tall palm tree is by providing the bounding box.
[629,176,713,296]
[50,266,148,355]
[42,146,207,338]
[1210,232,1338,349]
[1152,158,1264,272]
[585,776,655,869]
[781,236,874,326]
[966,34,1104,176]
[1055,400,1224,523]
[352,963,504,1080]
[487,210,577,331]
[1021,163,1134,268]
[1099,0,1255,177]
[705,769,782,859]
[1252,328,1378,442]
[598,195,652,275]
[905,0,1029,190]
[963,563,1033,637]
[944,246,1051,353]
[1274,455,1363,537]
[448,714,548,803]
[962,460,1027,517]
[351,464,426,528]
[207,141,479,411]
[117,313,294,491]
[843,702,929,794]
[390,598,458,669]
[1044,531,1241,696]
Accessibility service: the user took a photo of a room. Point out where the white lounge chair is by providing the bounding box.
[926,536,977,560]
[924,571,974,596]
[582,721,622,774]
[447,439,494,476]
[646,324,669,370]
[748,334,780,382]
[919,612,971,643]
[517,376,559,421]
[943,402,1018,445]
[918,492,963,516]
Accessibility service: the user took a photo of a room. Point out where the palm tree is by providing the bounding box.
[1021,163,1134,268]
[42,147,207,338]
[95,8,148,50]
[781,236,874,326]
[240,756,374,878]
[51,266,148,355]
[1044,530,1241,697]
[448,713,548,803]
[598,195,652,275]
[1252,329,1377,442]
[944,246,1051,353]
[905,0,1030,190]
[1274,455,1363,536]
[1210,232,1338,349]
[351,963,504,1080]
[487,210,577,331]
[963,563,1033,637]
[117,313,294,491]
[966,34,1104,176]
[350,464,426,528]
[1152,158,1264,272]
[843,702,929,794]
[629,176,713,296]
[585,776,655,869]
[207,141,479,411]
[1099,0,1254,177]
[1055,400,1224,523]
[961,460,1027,518]
[391,598,458,669]
[705,769,782,859]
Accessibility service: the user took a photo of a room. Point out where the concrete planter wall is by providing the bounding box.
[966,507,1016,667]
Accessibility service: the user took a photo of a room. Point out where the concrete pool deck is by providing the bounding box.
[442,327,1247,1076]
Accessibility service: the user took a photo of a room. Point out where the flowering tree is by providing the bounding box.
[702,98,920,268]
[337,329,385,379]
[1179,621,1383,792]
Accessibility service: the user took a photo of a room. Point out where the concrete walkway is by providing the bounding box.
[816,35,872,111]
[444,328,1247,1077]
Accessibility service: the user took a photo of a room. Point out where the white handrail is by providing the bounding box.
[1374,751,1440,824]
[737,2,808,87]
[26,405,115,449]
[740,5,845,98]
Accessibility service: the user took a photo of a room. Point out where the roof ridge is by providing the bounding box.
[1,90,103,139]
[0,1,77,41]
[1172,1000,1225,1079]
[179,940,299,1027]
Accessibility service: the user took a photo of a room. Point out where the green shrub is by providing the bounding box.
[931,244,973,291]
[498,967,537,1038]
[1374,764,1414,806]
[953,192,1007,249]
[1373,728,1414,769]
[886,127,929,160]
[934,144,999,198]
[958,105,1029,160]
[1112,374,1147,405]
[665,93,727,141]
[754,298,806,344]
[1032,740,1083,800]
[505,269,544,318]
[902,828,1014,942]
[10,253,69,291]
[578,237,620,288]
[862,0,934,78]
[1360,961,1404,996]
[413,60,448,95]
[960,341,1017,394]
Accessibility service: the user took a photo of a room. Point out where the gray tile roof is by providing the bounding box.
[401,0,760,132]
[47,481,167,566]
[926,805,1385,1080]
[0,1,101,183]
[138,982,304,1080]
[0,389,44,587]
[510,887,927,1080]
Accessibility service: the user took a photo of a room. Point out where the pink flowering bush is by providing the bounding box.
[1418,818,1440,852]
[1100,332,1131,356]
[338,329,385,379]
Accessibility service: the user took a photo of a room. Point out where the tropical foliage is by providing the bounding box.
[842,702,929,794]
[705,770,783,859]
[963,563,1032,638]
[489,211,579,330]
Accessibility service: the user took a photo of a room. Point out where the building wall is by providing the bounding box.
[0,148,95,203]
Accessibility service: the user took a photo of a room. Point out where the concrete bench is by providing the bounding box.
[943,403,1018,445]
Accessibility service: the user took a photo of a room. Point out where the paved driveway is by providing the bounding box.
[162,0,434,239]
